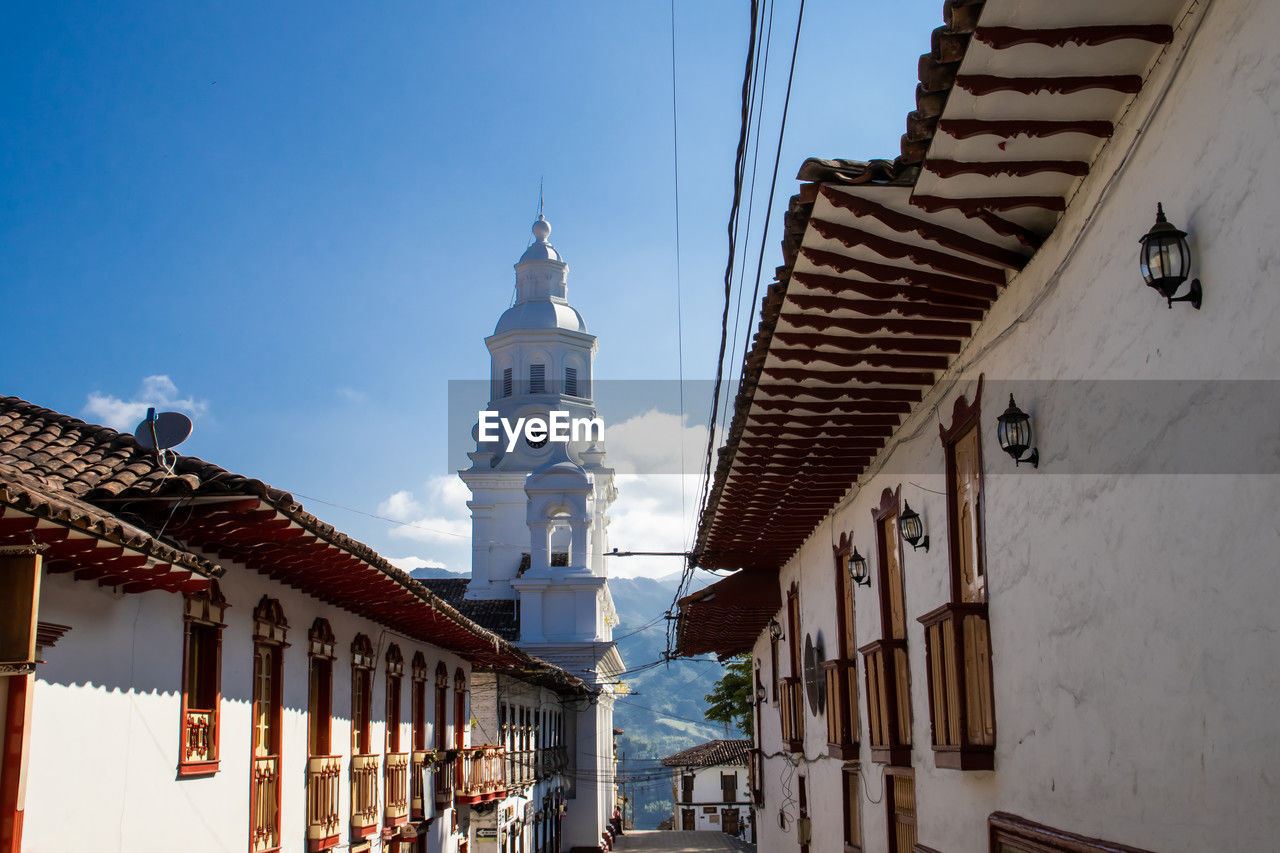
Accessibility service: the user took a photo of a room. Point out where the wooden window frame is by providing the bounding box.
[779,583,805,753]
[827,533,861,759]
[988,812,1157,853]
[308,618,336,758]
[178,580,227,777]
[385,644,404,753]
[434,662,449,752]
[249,597,288,853]
[453,668,467,751]
[769,629,780,703]
[860,487,912,766]
[411,653,428,753]
[885,766,917,853]
[351,634,375,757]
[919,381,997,771]
[841,763,862,853]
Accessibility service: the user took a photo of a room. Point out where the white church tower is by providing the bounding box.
[460,215,624,848]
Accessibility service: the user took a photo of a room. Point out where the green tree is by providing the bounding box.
[703,654,754,736]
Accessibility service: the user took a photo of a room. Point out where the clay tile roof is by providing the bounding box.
[0,396,582,678]
[419,578,520,640]
[660,739,752,769]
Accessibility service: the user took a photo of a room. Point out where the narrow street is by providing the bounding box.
[612,830,756,852]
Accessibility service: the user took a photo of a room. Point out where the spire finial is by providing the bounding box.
[538,176,544,218]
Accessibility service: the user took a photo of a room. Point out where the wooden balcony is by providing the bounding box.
[306,755,341,852]
[384,751,410,826]
[919,602,995,770]
[860,638,912,766]
[180,708,218,774]
[779,676,805,753]
[410,750,433,821]
[434,750,456,809]
[250,754,280,853]
[823,658,860,759]
[456,745,506,804]
[350,754,380,839]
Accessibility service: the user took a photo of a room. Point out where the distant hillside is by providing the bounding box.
[412,566,732,830]
[608,573,730,830]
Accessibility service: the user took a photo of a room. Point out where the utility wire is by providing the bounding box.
[738,0,807,378]
[668,0,691,560]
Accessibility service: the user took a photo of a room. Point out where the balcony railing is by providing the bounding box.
[860,638,912,766]
[434,750,456,809]
[456,745,506,804]
[779,676,805,753]
[543,744,568,775]
[183,708,216,766]
[350,754,380,838]
[306,755,341,852]
[250,754,280,853]
[823,658,860,759]
[919,601,995,770]
[385,752,410,825]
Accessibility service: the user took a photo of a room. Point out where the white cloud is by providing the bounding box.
[387,556,449,571]
[603,408,713,476]
[378,476,472,546]
[84,375,209,432]
[600,407,716,579]
[336,387,367,404]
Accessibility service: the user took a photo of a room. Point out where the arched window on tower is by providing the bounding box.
[530,363,546,394]
[502,367,513,398]
[564,366,578,397]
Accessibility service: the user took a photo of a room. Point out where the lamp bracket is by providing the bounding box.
[908,536,930,553]
[1016,448,1040,469]
[1167,278,1202,310]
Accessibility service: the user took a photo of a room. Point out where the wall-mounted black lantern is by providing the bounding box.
[899,501,929,552]
[996,394,1040,468]
[849,547,871,587]
[1139,203,1202,309]
[755,684,767,703]
[768,618,784,641]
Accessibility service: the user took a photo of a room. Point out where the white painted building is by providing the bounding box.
[677,0,1280,851]
[449,215,624,853]
[659,740,754,841]
[0,397,593,853]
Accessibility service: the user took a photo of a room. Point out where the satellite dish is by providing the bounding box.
[134,407,194,450]
[803,633,826,715]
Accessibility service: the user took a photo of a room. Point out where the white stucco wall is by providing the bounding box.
[753,0,1280,850]
[671,763,752,834]
[23,561,473,853]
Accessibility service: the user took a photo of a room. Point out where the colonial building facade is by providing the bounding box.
[660,739,754,841]
[677,0,1280,851]
[0,397,592,853]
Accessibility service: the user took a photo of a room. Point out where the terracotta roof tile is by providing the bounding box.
[660,739,752,769]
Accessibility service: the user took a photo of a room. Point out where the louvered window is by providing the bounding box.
[530,364,546,394]
[565,367,578,396]
[502,368,513,398]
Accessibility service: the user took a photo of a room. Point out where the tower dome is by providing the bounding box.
[494,214,587,334]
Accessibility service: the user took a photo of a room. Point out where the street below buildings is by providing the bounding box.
[613,830,756,852]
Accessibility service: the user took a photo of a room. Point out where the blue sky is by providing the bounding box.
[1,0,939,577]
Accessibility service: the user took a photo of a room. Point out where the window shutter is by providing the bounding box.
[565,367,578,396]
[503,368,513,398]
[530,364,545,394]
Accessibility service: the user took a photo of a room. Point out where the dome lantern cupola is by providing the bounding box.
[495,214,586,334]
